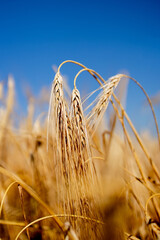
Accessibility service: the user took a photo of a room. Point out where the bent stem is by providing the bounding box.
[15,212,105,240]
[110,99,146,184]
[118,74,160,149]
[112,93,160,181]
[0,181,17,217]
[58,62,159,148]
[73,68,103,88]
[0,166,77,240]
[145,193,160,218]
[83,70,159,150]
[58,60,105,86]
[110,99,160,220]
[15,215,79,240]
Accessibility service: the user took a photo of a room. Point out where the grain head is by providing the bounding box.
[87,74,123,133]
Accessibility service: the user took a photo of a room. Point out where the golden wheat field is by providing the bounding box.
[0,60,160,240]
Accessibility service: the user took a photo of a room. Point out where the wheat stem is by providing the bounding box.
[113,93,160,181]
[0,166,65,234]
[110,99,147,183]
[73,68,103,88]
[145,193,160,217]
[58,60,105,86]
[115,74,160,149]
[0,181,17,218]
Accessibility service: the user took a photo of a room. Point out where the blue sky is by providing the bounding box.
[0,0,160,132]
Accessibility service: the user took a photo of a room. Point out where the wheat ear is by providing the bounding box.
[71,87,90,175]
[86,74,123,134]
[47,72,73,213]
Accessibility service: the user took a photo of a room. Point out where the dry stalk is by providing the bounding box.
[18,184,31,240]
[110,99,160,220]
[58,60,104,87]
[117,74,160,149]
[110,98,146,184]
[112,93,160,181]
[0,166,79,239]
[0,181,17,218]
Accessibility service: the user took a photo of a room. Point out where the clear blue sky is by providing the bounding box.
[0,0,160,132]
